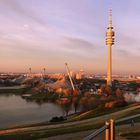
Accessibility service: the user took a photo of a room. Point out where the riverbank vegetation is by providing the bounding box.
[0,87,29,94]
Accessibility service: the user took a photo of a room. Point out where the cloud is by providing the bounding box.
[117,32,140,48]
[23,24,30,29]
[114,48,140,62]
[0,0,46,26]
[115,49,130,57]
[64,36,97,52]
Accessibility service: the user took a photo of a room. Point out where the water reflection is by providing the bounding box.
[0,94,63,129]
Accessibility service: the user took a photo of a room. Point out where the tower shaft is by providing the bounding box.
[107,45,112,85]
[106,1,115,85]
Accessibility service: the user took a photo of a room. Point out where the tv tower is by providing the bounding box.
[106,1,115,85]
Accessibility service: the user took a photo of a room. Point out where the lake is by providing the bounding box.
[0,94,63,129]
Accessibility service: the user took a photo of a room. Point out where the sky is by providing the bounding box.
[0,0,140,75]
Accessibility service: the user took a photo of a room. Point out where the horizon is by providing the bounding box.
[0,70,139,76]
[0,0,140,74]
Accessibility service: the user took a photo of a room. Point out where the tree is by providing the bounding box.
[80,96,99,111]
[80,97,89,111]
[100,85,106,95]
[115,88,123,98]
[58,98,72,116]
[105,85,112,95]
[72,96,80,113]
[87,97,99,110]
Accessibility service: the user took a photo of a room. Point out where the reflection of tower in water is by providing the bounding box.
[106,1,115,85]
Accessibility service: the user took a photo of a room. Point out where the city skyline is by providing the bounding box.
[0,0,140,74]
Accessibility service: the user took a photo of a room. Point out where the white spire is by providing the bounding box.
[108,0,113,28]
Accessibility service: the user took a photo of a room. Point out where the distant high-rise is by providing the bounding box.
[28,68,32,78]
[76,69,85,80]
[106,2,115,85]
[43,68,46,76]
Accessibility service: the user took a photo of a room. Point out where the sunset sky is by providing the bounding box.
[0,0,140,74]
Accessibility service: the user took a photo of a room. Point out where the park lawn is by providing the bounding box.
[116,123,140,137]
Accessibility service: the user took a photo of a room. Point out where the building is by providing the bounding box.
[76,69,85,80]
